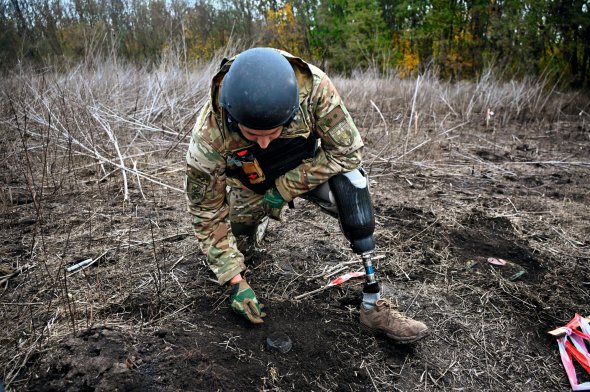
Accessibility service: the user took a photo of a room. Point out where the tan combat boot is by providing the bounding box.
[360,299,429,344]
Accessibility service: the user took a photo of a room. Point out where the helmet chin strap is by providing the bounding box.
[226,112,247,140]
[281,106,299,128]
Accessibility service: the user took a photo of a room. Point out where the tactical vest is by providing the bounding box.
[225,120,318,195]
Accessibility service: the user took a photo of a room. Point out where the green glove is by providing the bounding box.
[229,280,266,324]
[263,187,285,220]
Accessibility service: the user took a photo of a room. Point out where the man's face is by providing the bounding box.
[238,124,282,149]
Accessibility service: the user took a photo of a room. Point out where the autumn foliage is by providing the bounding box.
[1,0,589,87]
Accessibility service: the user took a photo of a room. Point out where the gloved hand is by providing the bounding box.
[263,187,285,220]
[229,280,266,324]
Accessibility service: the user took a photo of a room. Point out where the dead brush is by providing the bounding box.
[0,56,219,388]
[0,53,588,391]
[333,67,586,168]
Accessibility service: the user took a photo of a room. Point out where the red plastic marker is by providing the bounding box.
[327,271,366,287]
[554,314,590,390]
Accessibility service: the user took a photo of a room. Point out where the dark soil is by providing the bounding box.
[1,112,589,391]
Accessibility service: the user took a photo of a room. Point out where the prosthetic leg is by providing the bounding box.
[308,169,379,293]
[309,169,429,343]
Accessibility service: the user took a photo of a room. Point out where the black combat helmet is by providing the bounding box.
[220,48,299,131]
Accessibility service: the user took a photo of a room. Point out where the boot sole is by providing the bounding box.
[361,323,429,344]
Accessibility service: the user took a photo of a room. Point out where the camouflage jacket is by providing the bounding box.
[185,49,364,285]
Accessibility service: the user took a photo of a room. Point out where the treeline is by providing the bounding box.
[1,0,589,87]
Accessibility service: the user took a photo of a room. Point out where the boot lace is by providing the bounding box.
[376,299,409,321]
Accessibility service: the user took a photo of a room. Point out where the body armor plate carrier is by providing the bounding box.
[226,128,318,195]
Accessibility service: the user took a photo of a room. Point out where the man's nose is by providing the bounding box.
[257,137,272,149]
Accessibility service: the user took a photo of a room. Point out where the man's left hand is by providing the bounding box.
[263,187,285,220]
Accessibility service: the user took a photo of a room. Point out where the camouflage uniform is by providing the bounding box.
[185,50,364,285]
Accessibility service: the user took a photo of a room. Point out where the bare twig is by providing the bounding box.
[0,264,35,286]
[132,159,146,199]
[93,112,129,201]
[405,75,422,160]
